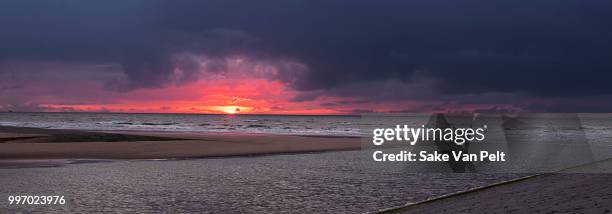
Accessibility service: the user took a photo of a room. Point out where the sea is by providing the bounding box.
[0,112,363,136]
[0,151,525,213]
[1,112,612,213]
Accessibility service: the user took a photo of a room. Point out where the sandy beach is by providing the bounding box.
[0,126,360,160]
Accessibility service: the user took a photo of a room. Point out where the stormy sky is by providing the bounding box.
[1,0,612,114]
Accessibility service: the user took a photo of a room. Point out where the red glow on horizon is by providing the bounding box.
[37,76,354,115]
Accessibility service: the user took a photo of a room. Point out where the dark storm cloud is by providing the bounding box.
[1,0,612,100]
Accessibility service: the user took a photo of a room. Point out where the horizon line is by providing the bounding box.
[0,110,364,117]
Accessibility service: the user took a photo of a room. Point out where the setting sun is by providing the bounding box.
[210,106,253,114]
[225,107,240,114]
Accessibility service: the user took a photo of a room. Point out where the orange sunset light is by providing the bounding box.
[209,106,254,114]
[35,72,353,115]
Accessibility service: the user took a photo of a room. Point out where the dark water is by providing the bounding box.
[0,150,521,213]
[0,112,362,136]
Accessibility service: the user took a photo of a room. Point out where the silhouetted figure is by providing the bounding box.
[427,113,477,173]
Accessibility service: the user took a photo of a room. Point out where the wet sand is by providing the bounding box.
[0,126,360,160]
[384,159,612,214]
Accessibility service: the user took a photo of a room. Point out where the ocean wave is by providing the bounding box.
[140,122,179,126]
[0,113,365,137]
[246,124,270,129]
[114,122,134,125]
